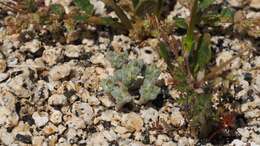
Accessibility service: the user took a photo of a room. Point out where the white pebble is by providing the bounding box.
[48,94,67,106]
[32,112,49,127]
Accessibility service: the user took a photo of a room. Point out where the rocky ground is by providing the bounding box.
[0,0,260,146]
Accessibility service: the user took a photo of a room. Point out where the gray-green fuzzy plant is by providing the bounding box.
[101,51,161,108]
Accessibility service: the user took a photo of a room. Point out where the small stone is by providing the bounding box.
[0,59,6,73]
[155,134,170,146]
[141,108,159,124]
[251,132,260,144]
[111,35,132,52]
[87,95,100,106]
[253,56,260,67]
[170,108,185,127]
[49,64,72,81]
[20,39,41,53]
[64,45,82,58]
[216,51,240,70]
[48,94,67,106]
[241,98,260,112]
[32,136,45,146]
[237,128,250,141]
[138,47,157,64]
[250,0,260,9]
[58,124,67,134]
[230,139,246,146]
[228,0,249,7]
[32,112,49,127]
[230,139,259,146]
[65,128,79,144]
[162,141,177,146]
[253,74,260,92]
[177,137,195,146]
[244,109,260,119]
[114,126,129,134]
[7,75,33,98]
[0,128,14,145]
[0,73,9,82]
[42,46,63,66]
[0,91,19,127]
[66,115,86,129]
[122,112,143,132]
[102,130,118,141]
[22,114,35,125]
[90,53,107,66]
[99,95,115,107]
[72,101,93,124]
[43,123,58,136]
[90,0,106,15]
[50,110,62,124]
[16,134,32,144]
[87,132,109,146]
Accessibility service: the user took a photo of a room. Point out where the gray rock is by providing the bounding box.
[48,94,67,106]
[72,101,93,124]
[32,112,49,127]
[49,64,72,81]
[50,110,62,124]
[250,0,260,9]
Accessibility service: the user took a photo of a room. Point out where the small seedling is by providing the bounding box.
[101,51,161,108]
[152,0,250,140]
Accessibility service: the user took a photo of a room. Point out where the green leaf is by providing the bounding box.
[198,0,214,11]
[159,42,170,63]
[194,33,211,73]
[50,4,65,16]
[182,35,195,52]
[74,14,88,22]
[132,0,140,8]
[174,17,188,30]
[74,0,94,15]
[219,8,234,23]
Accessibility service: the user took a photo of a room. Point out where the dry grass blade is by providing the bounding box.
[204,44,250,81]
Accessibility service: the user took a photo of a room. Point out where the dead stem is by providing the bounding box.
[102,0,132,29]
[202,45,250,82]
[151,16,180,59]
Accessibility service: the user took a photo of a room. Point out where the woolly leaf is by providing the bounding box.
[144,65,160,82]
[139,80,160,104]
[107,51,128,69]
[111,85,133,108]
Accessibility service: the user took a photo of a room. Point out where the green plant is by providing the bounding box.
[101,51,161,108]
[1,0,174,42]
[153,0,249,139]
